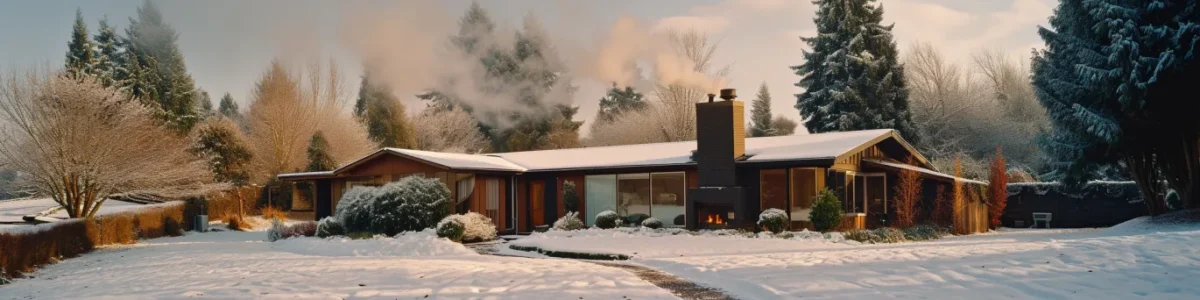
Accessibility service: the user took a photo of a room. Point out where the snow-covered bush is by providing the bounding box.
[595,210,621,229]
[435,216,465,242]
[757,208,789,233]
[459,212,497,242]
[810,189,843,232]
[316,217,344,238]
[335,186,377,234]
[902,225,942,241]
[335,176,451,236]
[1166,189,1181,209]
[553,211,586,231]
[845,228,908,244]
[641,217,663,229]
[267,219,286,242]
[288,221,317,238]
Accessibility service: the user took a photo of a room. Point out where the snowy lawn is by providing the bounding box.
[3,230,678,299]
[511,218,1200,299]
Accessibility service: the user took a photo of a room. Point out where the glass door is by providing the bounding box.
[862,173,887,228]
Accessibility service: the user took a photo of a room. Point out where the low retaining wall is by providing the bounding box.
[1003,181,1146,228]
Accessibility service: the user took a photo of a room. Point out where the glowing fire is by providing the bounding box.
[705,214,726,225]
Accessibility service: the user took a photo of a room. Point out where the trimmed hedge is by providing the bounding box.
[0,202,192,281]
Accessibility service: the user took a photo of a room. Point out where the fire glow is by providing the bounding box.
[705,214,726,225]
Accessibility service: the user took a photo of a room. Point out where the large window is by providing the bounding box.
[650,172,686,226]
[585,172,686,227]
[585,175,617,226]
[618,173,651,219]
[789,168,823,221]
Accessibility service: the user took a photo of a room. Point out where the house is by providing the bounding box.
[278,89,989,234]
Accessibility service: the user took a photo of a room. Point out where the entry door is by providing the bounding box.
[863,174,887,228]
[530,181,545,226]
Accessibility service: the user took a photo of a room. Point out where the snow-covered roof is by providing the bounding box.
[381,148,527,172]
[280,129,937,178]
[862,159,988,185]
[493,129,896,171]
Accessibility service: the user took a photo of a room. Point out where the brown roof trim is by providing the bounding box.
[277,171,338,181]
[834,130,933,170]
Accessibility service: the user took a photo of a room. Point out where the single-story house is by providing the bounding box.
[279,89,988,234]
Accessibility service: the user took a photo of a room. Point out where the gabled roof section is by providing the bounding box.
[834,130,933,169]
[379,148,527,172]
[863,159,987,185]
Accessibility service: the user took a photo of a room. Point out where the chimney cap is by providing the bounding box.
[719,88,737,101]
[706,94,716,103]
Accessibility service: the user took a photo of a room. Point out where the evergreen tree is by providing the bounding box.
[419,5,581,152]
[125,0,199,132]
[306,131,336,172]
[793,0,919,144]
[749,82,775,137]
[595,83,647,124]
[65,8,97,79]
[116,40,160,105]
[93,17,120,87]
[360,72,417,148]
[196,90,213,115]
[218,92,240,119]
[1033,0,1200,213]
[190,118,253,186]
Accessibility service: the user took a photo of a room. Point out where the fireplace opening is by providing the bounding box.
[696,203,735,229]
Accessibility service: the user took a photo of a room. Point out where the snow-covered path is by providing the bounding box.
[2,231,678,299]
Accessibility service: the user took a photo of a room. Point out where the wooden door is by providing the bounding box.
[531,180,545,226]
[865,174,887,228]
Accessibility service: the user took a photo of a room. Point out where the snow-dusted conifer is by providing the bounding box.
[793,0,919,144]
[65,9,97,79]
[749,82,775,137]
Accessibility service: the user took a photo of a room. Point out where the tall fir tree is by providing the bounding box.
[594,83,647,124]
[359,72,417,149]
[305,131,336,172]
[65,8,97,79]
[115,38,159,104]
[793,0,919,144]
[125,0,199,132]
[218,92,240,119]
[419,4,580,152]
[749,82,775,137]
[1033,0,1200,212]
[196,90,213,115]
[92,17,120,87]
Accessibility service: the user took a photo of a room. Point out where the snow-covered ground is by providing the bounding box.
[3,230,677,299]
[513,218,1200,299]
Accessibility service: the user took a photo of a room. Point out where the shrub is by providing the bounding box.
[902,225,942,241]
[810,189,843,232]
[267,219,286,242]
[287,221,317,238]
[595,210,620,229]
[316,217,344,238]
[844,228,907,244]
[335,186,376,234]
[562,181,579,213]
[459,212,497,243]
[436,216,465,242]
[641,217,663,229]
[988,148,1008,229]
[225,216,245,231]
[368,176,451,236]
[757,208,789,233]
[893,157,922,228]
[1166,189,1181,209]
[553,211,586,231]
[622,213,650,226]
[261,206,288,221]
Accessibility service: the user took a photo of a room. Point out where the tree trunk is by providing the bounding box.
[1155,133,1200,210]
[1125,149,1167,215]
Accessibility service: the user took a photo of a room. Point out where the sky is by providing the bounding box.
[0,0,1055,136]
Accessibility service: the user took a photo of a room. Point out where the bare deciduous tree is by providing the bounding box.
[905,42,1049,175]
[247,59,371,182]
[652,29,730,142]
[0,71,221,218]
[412,106,489,153]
